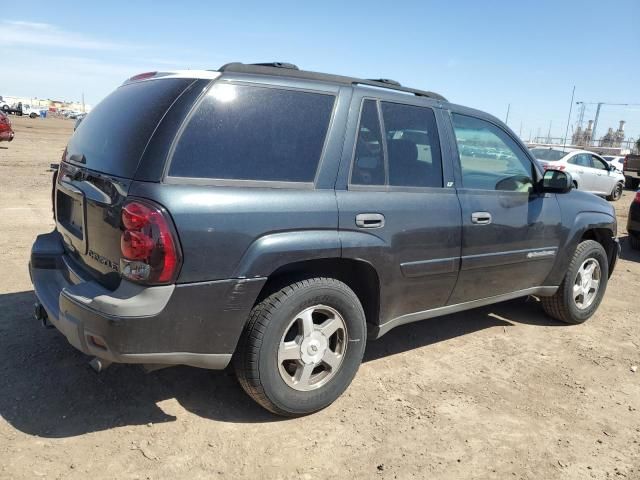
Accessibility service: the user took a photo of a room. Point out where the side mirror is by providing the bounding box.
[541,169,573,193]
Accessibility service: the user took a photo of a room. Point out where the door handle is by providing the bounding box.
[355,213,385,228]
[471,211,492,225]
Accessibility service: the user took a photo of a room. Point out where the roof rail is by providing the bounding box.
[367,78,401,87]
[354,80,447,101]
[219,62,299,72]
[216,62,447,102]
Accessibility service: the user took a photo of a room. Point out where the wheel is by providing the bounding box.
[630,234,640,250]
[607,182,623,201]
[234,277,367,416]
[541,240,608,324]
[29,112,37,119]
[1,105,8,112]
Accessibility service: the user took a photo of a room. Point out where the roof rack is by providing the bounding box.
[217,62,447,102]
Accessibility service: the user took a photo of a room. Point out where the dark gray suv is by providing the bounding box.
[30,63,620,416]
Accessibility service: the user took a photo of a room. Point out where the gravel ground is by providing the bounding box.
[0,116,639,479]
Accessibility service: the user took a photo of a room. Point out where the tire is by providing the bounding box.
[234,277,367,416]
[607,182,623,201]
[1,105,8,112]
[541,240,608,324]
[630,234,640,250]
[29,112,37,119]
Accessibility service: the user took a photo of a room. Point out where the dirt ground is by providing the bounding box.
[0,116,638,480]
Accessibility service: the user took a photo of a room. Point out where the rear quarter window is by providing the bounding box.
[168,83,335,182]
[67,78,193,178]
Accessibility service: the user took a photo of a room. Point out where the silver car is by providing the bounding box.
[530,147,625,201]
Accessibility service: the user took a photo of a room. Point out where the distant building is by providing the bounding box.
[600,120,626,148]
[572,120,593,146]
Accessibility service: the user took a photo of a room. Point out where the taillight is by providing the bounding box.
[624,156,628,170]
[635,191,640,204]
[543,164,565,171]
[120,200,182,284]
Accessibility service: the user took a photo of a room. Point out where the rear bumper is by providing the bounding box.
[0,131,14,142]
[29,231,265,369]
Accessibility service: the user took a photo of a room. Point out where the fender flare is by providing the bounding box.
[544,210,616,285]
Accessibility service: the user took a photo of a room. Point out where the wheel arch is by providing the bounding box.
[253,257,381,329]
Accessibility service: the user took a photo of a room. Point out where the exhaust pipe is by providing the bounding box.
[89,357,112,373]
[34,302,53,328]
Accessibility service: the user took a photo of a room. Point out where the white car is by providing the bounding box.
[602,155,625,173]
[530,147,625,201]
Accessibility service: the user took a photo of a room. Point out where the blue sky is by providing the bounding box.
[2,0,639,141]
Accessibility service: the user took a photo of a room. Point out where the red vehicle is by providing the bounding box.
[0,111,14,142]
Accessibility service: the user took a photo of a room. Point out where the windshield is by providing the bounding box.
[530,148,568,161]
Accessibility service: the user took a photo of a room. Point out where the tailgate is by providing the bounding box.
[56,162,131,289]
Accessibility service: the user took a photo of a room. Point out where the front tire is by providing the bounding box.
[541,240,608,324]
[234,278,367,416]
[607,182,623,201]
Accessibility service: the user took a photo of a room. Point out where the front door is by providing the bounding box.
[567,153,596,191]
[337,96,461,324]
[590,154,615,195]
[446,112,562,304]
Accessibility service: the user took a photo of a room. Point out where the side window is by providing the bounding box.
[351,99,385,185]
[169,83,335,182]
[380,102,443,187]
[451,114,534,192]
[570,154,591,168]
[591,155,608,170]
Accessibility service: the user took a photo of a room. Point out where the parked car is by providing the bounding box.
[0,111,14,141]
[623,154,640,190]
[627,190,640,249]
[530,147,625,201]
[30,63,620,416]
[602,155,625,173]
[22,104,41,119]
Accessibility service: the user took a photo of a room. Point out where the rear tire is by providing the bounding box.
[234,277,367,416]
[541,240,608,324]
[607,182,623,201]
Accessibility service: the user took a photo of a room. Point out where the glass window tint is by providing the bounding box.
[351,99,385,185]
[381,102,443,187]
[591,155,608,170]
[569,153,591,168]
[67,78,193,177]
[452,114,534,192]
[169,84,335,182]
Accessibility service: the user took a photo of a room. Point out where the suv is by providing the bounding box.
[30,63,620,416]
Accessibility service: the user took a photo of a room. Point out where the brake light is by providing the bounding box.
[624,156,628,170]
[128,71,157,82]
[635,191,640,203]
[543,164,565,171]
[120,200,182,284]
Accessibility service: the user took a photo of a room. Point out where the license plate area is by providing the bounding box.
[56,181,87,254]
[57,190,84,239]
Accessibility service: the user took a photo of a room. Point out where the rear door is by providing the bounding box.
[567,153,596,191]
[446,112,562,304]
[56,77,198,288]
[336,93,461,324]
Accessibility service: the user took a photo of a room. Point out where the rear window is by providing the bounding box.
[66,78,192,177]
[168,83,335,182]
[530,148,568,161]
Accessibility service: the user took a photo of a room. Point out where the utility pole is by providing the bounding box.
[505,104,510,125]
[547,120,552,143]
[591,102,602,146]
[563,86,576,149]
